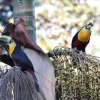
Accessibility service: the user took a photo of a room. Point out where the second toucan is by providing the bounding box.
[71,22,93,52]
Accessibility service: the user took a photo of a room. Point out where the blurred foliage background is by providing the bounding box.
[0,0,100,56]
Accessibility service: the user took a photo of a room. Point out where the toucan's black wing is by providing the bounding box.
[71,31,79,48]
[71,27,84,48]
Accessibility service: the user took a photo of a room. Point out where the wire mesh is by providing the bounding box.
[49,46,100,100]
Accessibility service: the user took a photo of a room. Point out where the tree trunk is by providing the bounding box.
[12,0,36,41]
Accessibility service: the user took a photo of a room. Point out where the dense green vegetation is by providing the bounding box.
[50,46,100,100]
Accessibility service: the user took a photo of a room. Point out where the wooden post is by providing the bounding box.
[12,0,36,41]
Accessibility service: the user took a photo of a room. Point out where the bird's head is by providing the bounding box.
[0,35,16,56]
[85,21,93,30]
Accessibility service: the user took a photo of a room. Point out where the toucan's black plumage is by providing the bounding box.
[11,38,34,71]
[71,22,93,52]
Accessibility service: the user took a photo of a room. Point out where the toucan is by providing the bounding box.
[71,22,93,52]
[0,35,34,72]
[0,35,39,91]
